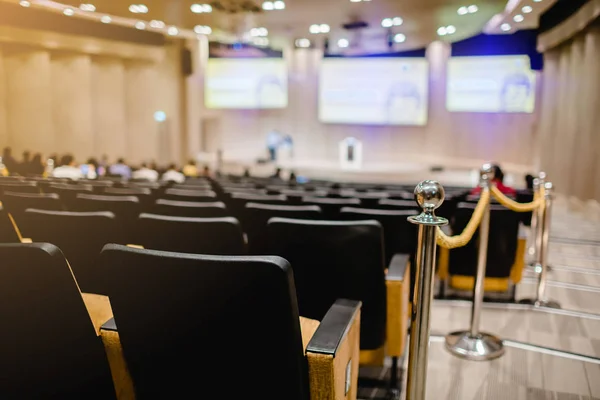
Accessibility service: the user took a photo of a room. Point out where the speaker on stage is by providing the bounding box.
[339,137,362,170]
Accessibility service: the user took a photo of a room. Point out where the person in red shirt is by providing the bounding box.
[470,164,517,197]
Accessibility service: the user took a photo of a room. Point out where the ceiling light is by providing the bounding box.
[513,14,524,22]
[295,38,311,48]
[19,0,30,7]
[253,37,269,47]
[262,1,274,10]
[392,17,403,26]
[194,25,212,35]
[467,5,478,13]
[457,6,468,15]
[100,15,111,23]
[202,4,212,12]
[135,21,145,29]
[259,27,268,36]
[338,38,349,48]
[150,20,165,28]
[274,1,285,9]
[393,33,406,43]
[320,24,330,33]
[191,4,202,12]
[446,25,456,34]
[500,23,511,31]
[437,26,447,36]
[63,8,74,16]
[533,0,542,2]
[350,0,361,2]
[79,3,96,12]
[522,5,533,13]
[129,4,148,14]
[309,24,320,34]
[167,26,179,36]
[382,18,393,28]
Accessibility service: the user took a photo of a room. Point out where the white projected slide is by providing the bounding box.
[319,58,429,126]
[205,58,288,109]
[446,55,536,113]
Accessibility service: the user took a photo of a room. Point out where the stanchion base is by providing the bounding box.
[517,298,561,308]
[445,331,505,361]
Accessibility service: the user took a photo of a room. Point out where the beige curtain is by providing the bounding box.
[536,26,600,202]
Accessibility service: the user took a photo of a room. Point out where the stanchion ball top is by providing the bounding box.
[414,180,445,212]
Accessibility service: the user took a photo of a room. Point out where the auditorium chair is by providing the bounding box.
[20,209,121,294]
[47,183,94,210]
[104,187,155,210]
[0,206,20,243]
[163,188,217,202]
[129,181,164,192]
[267,218,410,393]
[74,194,141,224]
[0,181,39,195]
[351,192,391,207]
[301,197,361,219]
[437,202,526,300]
[79,179,115,193]
[376,199,418,210]
[229,193,288,225]
[0,243,116,399]
[1,192,64,234]
[171,181,212,190]
[152,199,229,218]
[132,214,246,255]
[98,244,361,399]
[244,203,322,254]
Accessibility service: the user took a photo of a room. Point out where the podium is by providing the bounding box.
[339,137,362,170]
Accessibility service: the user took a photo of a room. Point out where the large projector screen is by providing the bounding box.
[319,58,429,125]
[205,58,288,109]
[446,55,536,113]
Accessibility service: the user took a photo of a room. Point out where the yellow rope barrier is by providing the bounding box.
[436,188,490,249]
[490,185,545,213]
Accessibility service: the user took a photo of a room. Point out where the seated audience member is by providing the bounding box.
[243,168,251,178]
[109,158,132,179]
[82,158,98,180]
[270,167,282,180]
[289,171,297,184]
[470,164,516,197]
[183,160,199,177]
[202,165,212,178]
[161,164,185,183]
[133,163,159,182]
[19,151,32,176]
[2,147,17,175]
[52,154,84,180]
[30,153,45,176]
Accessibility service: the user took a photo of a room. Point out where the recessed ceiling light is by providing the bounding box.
[350,0,361,2]
[262,1,274,10]
[295,38,311,48]
[63,8,75,16]
[19,0,30,7]
[381,18,393,28]
[393,33,406,43]
[100,15,111,23]
[150,20,165,28]
[338,38,349,48]
[129,4,148,14]
[274,1,285,9]
[80,4,96,12]
[392,17,403,26]
[500,23,511,31]
[446,25,456,34]
[513,14,524,22]
[167,26,179,36]
[309,24,320,34]
[533,0,542,2]
[135,21,145,29]
[194,25,212,35]
[467,5,478,13]
[437,26,447,36]
[457,6,468,15]
[320,24,330,33]
[522,5,533,13]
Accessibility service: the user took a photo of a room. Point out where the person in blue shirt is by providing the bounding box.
[109,158,132,179]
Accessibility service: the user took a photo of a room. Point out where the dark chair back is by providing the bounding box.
[0,243,116,399]
[152,199,229,218]
[0,207,19,243]
[74,194,141,221]
[301,197,360,219]
[376,199,417,210]
[20,209,120,294]
[267,218,385,350]
[100,244,307,399]
[164,188,217,202]
[1,192,63,233]
[0,181,39,195]
[245,203,322,255]
[47,183,93,210]
[229,193,287,225]
[134,214,246,255]
[448,203,520,279]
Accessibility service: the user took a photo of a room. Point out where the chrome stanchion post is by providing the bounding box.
[445,163,505,361]
[406,181,448,400]
[521,183,560,308]
[527,178,540,265]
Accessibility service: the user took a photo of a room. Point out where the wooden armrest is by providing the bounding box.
[20,238,32,243]
[100,319,135,400]
[385,253,410,358]
[82,293,113,335]
[301,316,320,352]
[306,299,361,400]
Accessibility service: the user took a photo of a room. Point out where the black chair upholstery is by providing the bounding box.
[47,183,94,210]
[20,209,121,294]
[0,207,19,243]
[104,187,155,210]
[229,193,287,225]
[267,218,386,350]
[244,203,322,255]
[0,243,116,399]
[164,188,217,202]
[301,197,360,219]
[99,245,308,399]
[134,214,246,255]
[1,192,64,234]
[448,203,520,279]
[376,199,417,210]
[152,199,229,218]
[74,194,141,222]
[0,181,39,195]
